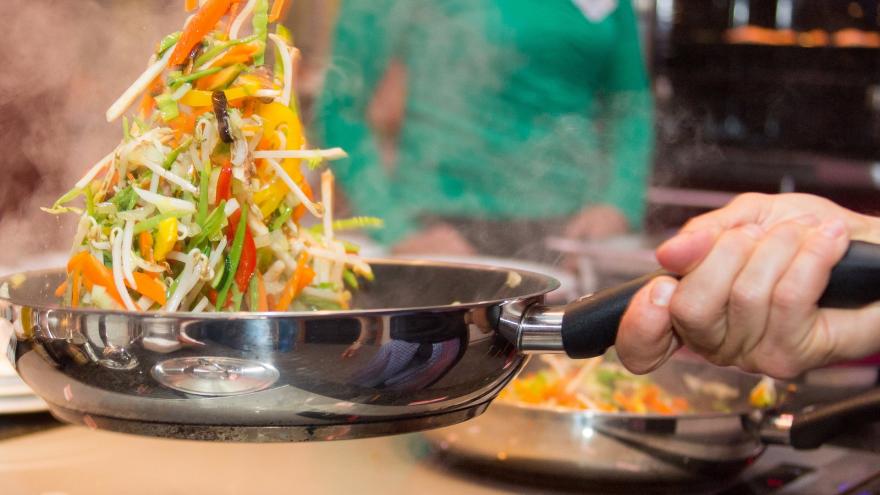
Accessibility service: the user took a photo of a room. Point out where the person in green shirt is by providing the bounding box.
[316,0,653,261]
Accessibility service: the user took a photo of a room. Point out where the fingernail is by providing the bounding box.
[792,214,820,226]
[819,219,847,239]
[650,279,676,307]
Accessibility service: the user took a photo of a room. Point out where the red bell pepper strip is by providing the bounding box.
[170,0,234,66]
[215,161,233,204]
[225,209,257,292]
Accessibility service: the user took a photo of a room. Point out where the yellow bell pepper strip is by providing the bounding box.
[196,64,245,91]
[258,101,304,151]
[153,217,179,262]
[275,252,315,311]
[253,102,307,217]
[68,251,125,308]
[170,0,234,66]
[134,211,187,235]
[131,272,168,306]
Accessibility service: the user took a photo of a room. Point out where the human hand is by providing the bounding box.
[616,193,880,379]
[391,223,477,257]
[341,342,362,359]
[563,205,630,241]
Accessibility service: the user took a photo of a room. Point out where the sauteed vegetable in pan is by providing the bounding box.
[498,354,777,414]
[41,0,379,313]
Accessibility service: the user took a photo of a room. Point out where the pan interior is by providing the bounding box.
[0,259,560,313]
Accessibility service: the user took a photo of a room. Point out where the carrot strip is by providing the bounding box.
[130,272,168,306]
[70,270,82,308]
[274,252,313,311]
[68,251,125,307]
[185,0,199,12]
[170,0,234,66]
[207,44,258,69]
[225,0,243,36]
[257,272,268,311]
[139,231,155,264]
[269,0,290,22]
[54,280,69,298]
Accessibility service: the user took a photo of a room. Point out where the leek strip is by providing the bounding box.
[229,0,258,40]
[253,148,348,161]
[321,171,334,242]
[133,187,197,213]
[267,33,291,105]
[133,211,188,235]
[142,160,198,194]
[121,220,137,286]
[106,44,176,122]
[265,158,322,217]
[111,229,139,311]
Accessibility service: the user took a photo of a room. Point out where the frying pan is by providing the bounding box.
[3,242,880,443]
[422,356,880,484]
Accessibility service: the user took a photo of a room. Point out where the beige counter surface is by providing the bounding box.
[0,425,546,495]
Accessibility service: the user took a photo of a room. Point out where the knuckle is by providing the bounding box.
[730,282,765,312]
[771,283,804,312]
[669,294,712,329]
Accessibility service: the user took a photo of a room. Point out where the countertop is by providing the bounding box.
[0,418,564,495]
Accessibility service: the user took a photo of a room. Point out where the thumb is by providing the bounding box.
[821,303,880,365]
[617,276,682,374]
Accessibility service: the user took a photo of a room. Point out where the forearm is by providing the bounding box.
[597,90,654,228]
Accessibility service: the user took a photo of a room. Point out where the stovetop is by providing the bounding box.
[715,445,880,495]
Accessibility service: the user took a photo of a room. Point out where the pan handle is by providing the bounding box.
[506,241,880,358]
[760,387,880,449]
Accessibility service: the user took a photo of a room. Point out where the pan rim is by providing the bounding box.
[0,258,561,318]
[487,399,756,420]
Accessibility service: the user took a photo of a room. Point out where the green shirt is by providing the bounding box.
[317,0,654,245]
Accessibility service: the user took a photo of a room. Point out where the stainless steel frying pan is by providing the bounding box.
[423,357,880,485]
[3,242,880,442]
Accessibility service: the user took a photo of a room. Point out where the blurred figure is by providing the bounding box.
[317,0,654,262]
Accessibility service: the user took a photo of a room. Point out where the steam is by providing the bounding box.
[0,0,185,264]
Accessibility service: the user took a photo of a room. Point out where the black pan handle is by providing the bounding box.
[561,240,880,359]
[775,387,880,449]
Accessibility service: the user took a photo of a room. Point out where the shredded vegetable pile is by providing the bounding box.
[499,356,693,414]
[45,0,382,312]
[499,356,779,414]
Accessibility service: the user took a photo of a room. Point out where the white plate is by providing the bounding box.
[0,395,47,414]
